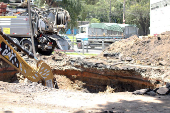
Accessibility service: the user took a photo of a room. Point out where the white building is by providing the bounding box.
[150,0,170,35]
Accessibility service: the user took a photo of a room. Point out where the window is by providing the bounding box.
[80,27,86,33]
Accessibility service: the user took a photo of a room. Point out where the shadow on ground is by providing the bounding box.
[74,95,170,113]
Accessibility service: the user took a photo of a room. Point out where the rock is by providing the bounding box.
[96,63,105,68]
[24,78,32,84]
[108,60,112,63]
[86,62,95,68]
[133,88,150,95]
[153,88,159,92]
[32,82,38,86]
[110,65,119,70]
[121,66,129,70]
[164,75,170,83]
[157,87,170,95]
[146,91,156,96]
[159,60,167,66]
[166,83,170,88]
[126,57,132,61]
[106,65,110,69]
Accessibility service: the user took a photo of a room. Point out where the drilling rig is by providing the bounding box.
[0,0,70,55]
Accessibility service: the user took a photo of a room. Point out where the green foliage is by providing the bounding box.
[125,0,150,35]
[84,0,99,5]
[66,0,82,28]
[0,0,8,2]
[86,18,100,23]
[80,0,124,23]
[34,0,45,7]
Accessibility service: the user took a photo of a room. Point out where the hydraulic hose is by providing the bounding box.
[0,31,37,60]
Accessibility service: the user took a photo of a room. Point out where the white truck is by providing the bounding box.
[76,23,138,49]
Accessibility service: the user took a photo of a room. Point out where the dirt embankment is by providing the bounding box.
[48,32,170,93]
[101,33,170,67]
[2,32,170,93]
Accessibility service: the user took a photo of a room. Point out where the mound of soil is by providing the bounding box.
[100,33,170,66]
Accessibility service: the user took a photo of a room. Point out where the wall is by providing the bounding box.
[150,0,170,35]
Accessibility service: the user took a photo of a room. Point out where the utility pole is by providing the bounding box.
[123,0,125,24]
[109,0,111,23]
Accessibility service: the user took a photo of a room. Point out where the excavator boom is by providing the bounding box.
[0,32,54,88]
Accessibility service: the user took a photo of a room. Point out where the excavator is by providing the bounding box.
[0,31,55,88]
[0,0,70,88]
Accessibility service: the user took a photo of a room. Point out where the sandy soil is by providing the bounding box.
[0,81,170,113]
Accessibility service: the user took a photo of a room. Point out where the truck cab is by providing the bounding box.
[76,24,89,49]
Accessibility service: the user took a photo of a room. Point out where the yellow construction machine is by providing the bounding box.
[0,31,55,88]
[0,0,71,87]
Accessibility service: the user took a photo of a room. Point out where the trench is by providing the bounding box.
[52,67,154,93]
[0,56,155,93]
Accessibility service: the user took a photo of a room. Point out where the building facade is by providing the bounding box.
[150,0,170,35]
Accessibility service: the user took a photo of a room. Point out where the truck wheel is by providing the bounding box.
[22,40,33,53]
[77,42,82,49]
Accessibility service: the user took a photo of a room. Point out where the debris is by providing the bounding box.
[146,91,157,96]
[156,87,170,95]
[133,88,150,95]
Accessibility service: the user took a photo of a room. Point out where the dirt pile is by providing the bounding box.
[101,33,170,66]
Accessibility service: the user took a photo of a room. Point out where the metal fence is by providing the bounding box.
[70,40,105,55]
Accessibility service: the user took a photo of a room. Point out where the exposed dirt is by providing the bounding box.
[0,58,18,82]
[1,81,170,113]
[100,33,170,67]
[1,32,170,112]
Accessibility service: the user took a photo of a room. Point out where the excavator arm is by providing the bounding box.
[0,31,54,88]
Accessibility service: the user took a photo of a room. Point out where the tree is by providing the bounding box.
[89,18,100,23]
[85,0,99,5]
[81,0,123,23]
[125,0,150,35]
[0,0,7,2]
